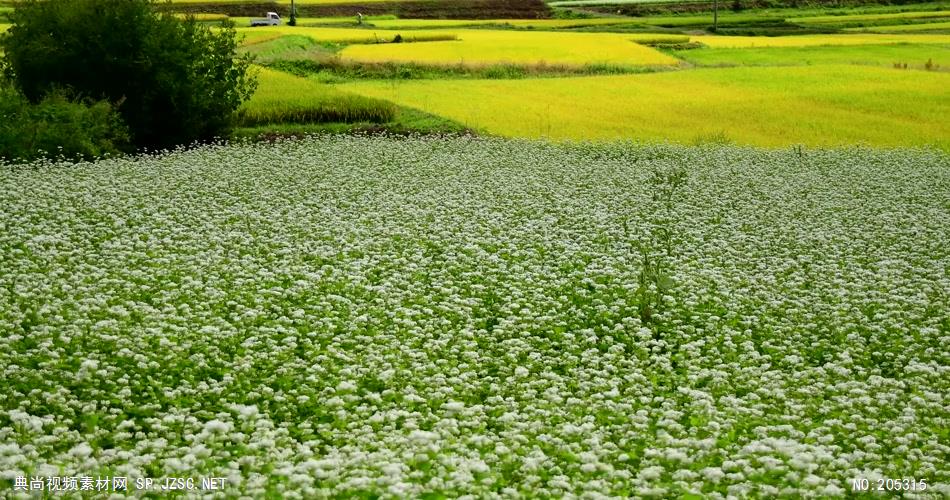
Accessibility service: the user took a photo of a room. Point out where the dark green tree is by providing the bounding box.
[1,0,257,149]
[0,82,129,162]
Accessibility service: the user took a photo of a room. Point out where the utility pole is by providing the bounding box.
[713,0,719,31]
[289,0,297,26]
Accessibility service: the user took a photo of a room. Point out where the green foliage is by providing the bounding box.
[0,83,129,162]
[627,164,688,324]
[0,0,256,149]
[236,67,395,126]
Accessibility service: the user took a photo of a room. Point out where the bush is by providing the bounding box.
[0,0,256,150]
[0,83,129,162]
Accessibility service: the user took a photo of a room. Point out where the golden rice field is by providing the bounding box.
[367,18,638,30]
[339,65,950,148]
[338,30,684,67]
[690,33,950,48]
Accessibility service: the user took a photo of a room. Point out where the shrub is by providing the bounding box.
[0,83,129,162]
[0,0,256,150]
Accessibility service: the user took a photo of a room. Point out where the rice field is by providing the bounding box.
[846,21,950,33]
[238,67,395,125]
[237,30,288,46]
[240,34,339,63]
[338,30,683,67]
[339,65,950,148]
[1,137,948,497]
[789,10,950,25]
[676,43,950,70]
[366,18,638,30]
[173,12,230,21]
[690,33,950,48]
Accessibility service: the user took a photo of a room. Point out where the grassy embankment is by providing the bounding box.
[847,20,950,33]
[235,66,468,137]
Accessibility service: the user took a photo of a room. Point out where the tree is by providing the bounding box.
[0,0,257,149]
[713,0,719,31]
[0,82,129,162]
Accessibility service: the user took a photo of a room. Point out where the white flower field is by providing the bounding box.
[0,136,948,497]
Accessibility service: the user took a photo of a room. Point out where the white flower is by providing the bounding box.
[69,443,93,459]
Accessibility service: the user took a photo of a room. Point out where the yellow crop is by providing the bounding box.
[339,30,683,67]
[338,65,950,149]
[173,13,229,21]
[237,30,287,46]
[692,33,950,48]
[368,18,638,30]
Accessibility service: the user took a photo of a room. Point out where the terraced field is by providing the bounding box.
[675,43,950,70]
[689,33,950,48]
[366,17,638,29]
[340,65,950,148]
[846,20,950,32]
[338,30,683,67]
[789,10,950,26]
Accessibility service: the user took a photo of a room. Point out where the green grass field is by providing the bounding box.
[676,43,950,70]
[789,10,950,26]
[339,65,950,148]
[846,20,950,33]
[238,66,396,125]
[689,33,950,48]
[239,34,337,63]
